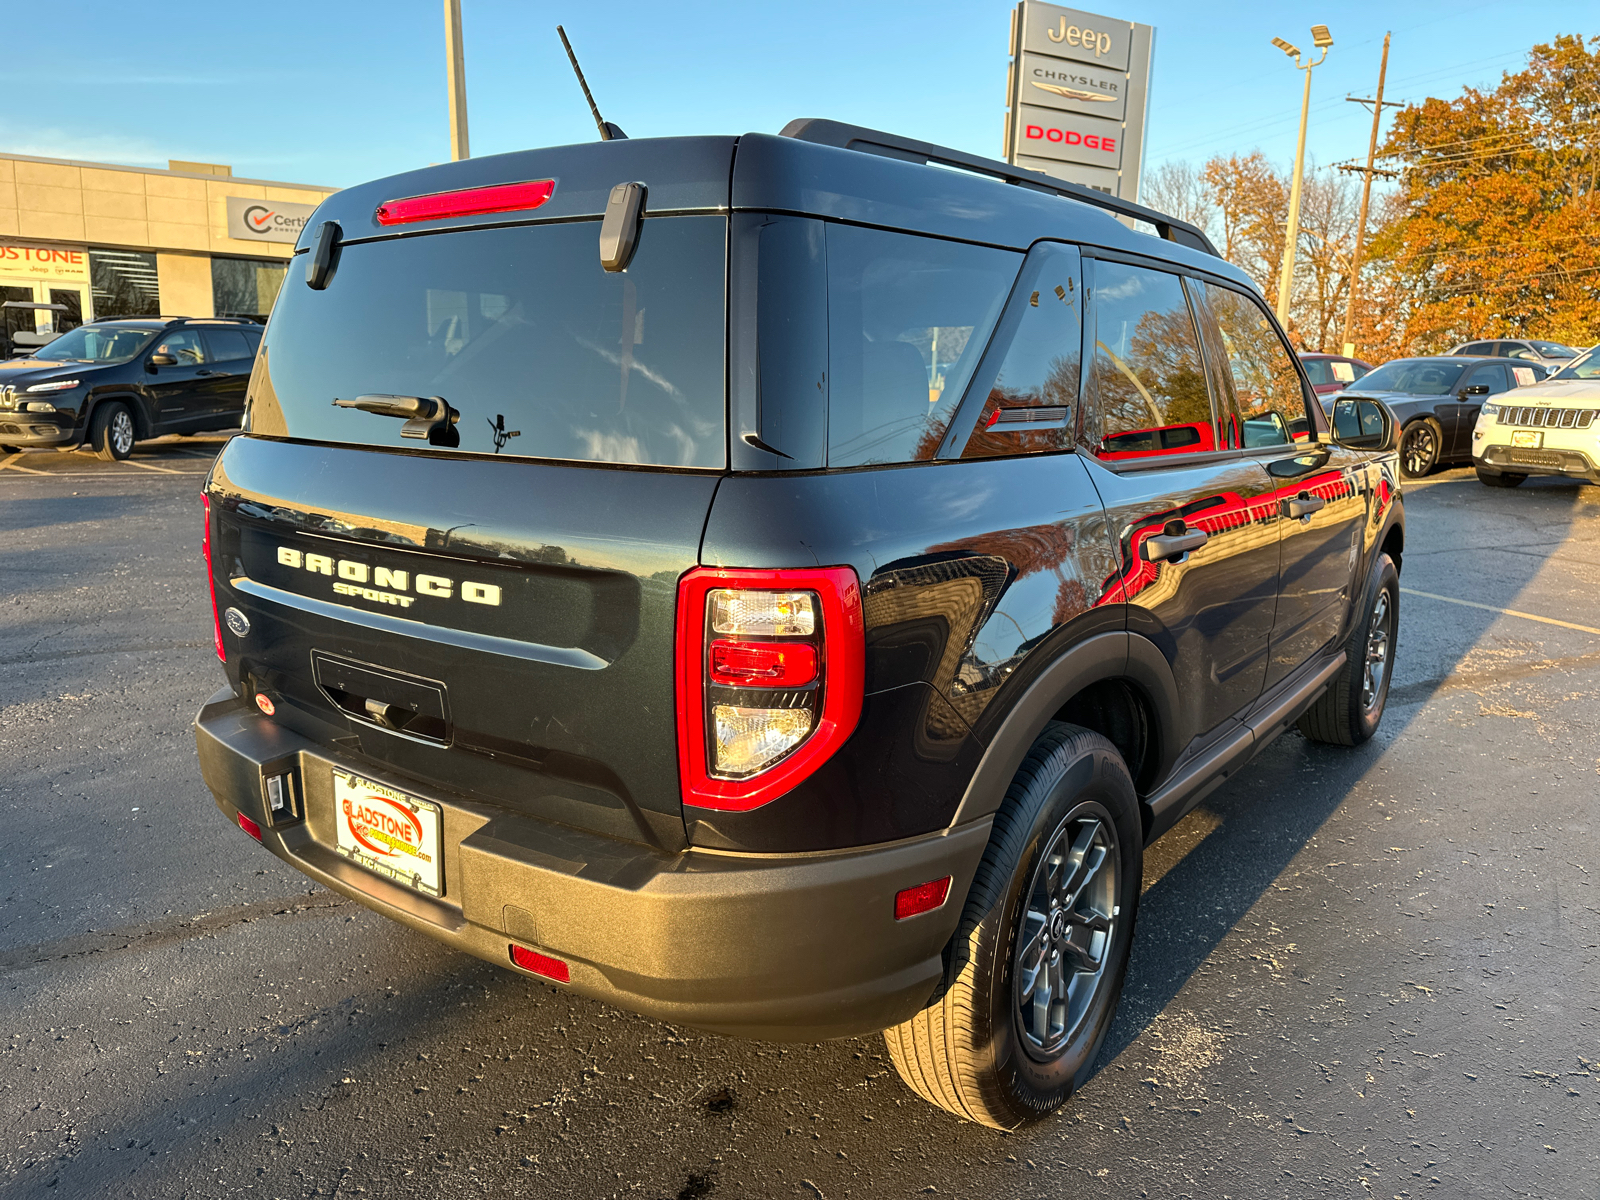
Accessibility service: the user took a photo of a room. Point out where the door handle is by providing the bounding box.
[195,369,215,376]
[1142,528,1209,563]
[1281,493,1327,519]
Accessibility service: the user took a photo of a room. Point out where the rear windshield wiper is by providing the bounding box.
[332,394,460,447]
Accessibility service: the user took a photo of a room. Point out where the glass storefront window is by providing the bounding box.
[89,249,160,317]
[212,257,287,321]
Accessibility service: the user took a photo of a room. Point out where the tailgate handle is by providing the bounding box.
[312,652,450,743]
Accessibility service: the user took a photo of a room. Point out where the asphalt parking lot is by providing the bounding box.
[3,441,1597,1199]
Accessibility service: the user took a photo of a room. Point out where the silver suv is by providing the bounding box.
[1450,338,1580,368]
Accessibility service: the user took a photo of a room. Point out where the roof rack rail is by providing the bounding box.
[778,118,1221,259]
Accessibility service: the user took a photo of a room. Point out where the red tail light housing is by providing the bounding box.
[375,179,555,226]
[202,493,225,663]
[676,566,864,812]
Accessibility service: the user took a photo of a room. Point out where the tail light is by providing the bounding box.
[676,567,864,811]
[202,493,225,663]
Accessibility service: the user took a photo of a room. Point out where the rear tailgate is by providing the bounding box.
[209,439,716,850]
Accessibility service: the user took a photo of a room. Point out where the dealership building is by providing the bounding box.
[0,151,335,348]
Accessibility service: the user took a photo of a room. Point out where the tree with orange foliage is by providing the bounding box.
[1366,33,1600,351]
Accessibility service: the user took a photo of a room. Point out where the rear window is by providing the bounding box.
[250,217,726,467]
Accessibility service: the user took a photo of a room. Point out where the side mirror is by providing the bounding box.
[1331,398,1397,452]
[1460,384,1490,397]
[148,353,177,368]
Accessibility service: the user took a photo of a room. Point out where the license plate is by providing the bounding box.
[333,772,443,896]
[1511,430,1543,448]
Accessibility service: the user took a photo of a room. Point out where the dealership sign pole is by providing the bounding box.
[1004,1,1153,202]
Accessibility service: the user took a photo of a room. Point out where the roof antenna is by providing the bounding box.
[557,25,627,141]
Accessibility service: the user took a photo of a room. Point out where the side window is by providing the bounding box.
[204,329,255,362]
[960,243,1082,459]
[1465,364,1511,395]
[154,329,207,365]
[1200,282,1305,451]
[826,226,1019,468]
[1460,341,1495,356]
[1084,260,1214,462]
[1504,343,1539,361]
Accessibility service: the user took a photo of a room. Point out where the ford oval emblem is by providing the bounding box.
[224,607,251,638]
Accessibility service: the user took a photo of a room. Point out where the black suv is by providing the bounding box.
[193,121,1405,1129]
[0,317,261,459]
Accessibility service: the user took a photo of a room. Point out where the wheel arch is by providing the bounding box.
[85,391,152,440]
[949,631,1180,832]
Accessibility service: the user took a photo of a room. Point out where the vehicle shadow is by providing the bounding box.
[1095,470,1594,1067]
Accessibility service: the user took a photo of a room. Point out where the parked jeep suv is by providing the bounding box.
[0,317,260,459]
[193,120,1404,1129]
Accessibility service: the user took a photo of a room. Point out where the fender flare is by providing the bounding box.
[948,630,1180,828]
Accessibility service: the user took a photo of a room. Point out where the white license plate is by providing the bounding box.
[1511,430,1543,448]
[333,772,442,896]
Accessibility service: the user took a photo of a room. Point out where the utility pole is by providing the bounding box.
[445,0,470,160]
[1271,26,1334,329]
[1340,32,1403,357]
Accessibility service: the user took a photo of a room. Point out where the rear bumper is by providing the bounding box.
[1476,444,1600,483]
[193,688,990,1041]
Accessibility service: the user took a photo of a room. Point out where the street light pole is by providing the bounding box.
[1272,27,1333,329]
[445,0,470,161]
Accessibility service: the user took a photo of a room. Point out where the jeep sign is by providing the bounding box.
[1004,1,1153,202]
[225,197,320,243]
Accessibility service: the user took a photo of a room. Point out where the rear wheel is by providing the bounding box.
[88,402,135,461]
[885,723,1141,1129]
[1476,468,1526,488]
[1399,419,1441,478]
[1298,552,1399,747]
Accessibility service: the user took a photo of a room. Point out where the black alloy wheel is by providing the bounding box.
[1298,551,1400,746]
[1399,419,1440,478]
[884,723,1141,1129]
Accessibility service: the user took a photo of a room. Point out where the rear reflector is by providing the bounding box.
[255,693,276,717]
[375,179,555,226]
[237,811,263,842]
[894,876,952,920]
[510,945,571,983]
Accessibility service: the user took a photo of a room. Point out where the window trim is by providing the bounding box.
[935,240,1085,462]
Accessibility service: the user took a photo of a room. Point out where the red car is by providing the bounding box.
[1300,352,1372,395]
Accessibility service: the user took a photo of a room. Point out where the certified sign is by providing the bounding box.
[226,196,319,243]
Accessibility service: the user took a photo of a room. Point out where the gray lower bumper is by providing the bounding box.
[1477,446,1600,483]
[193,689,991,1041]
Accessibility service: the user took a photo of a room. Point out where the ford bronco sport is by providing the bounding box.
[193,119,1405,1128]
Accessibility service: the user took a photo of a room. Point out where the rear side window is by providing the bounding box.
[1459,342,1495,355]
[825,226,1018,467]
[205,329,255,361]
[251,217,726,467]
[1083,260,1214,462]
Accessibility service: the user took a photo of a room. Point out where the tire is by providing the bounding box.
[88,401,135,462]
[1399,419,1441,478]
[885,723,1142,1129]
[1297,552,1399,747]
[1476,468,1526,488]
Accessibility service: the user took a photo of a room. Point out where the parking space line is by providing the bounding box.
[0,470,209,480]
[1400,587,1600,637]
[118,459,184,474]
[0,455,44,473]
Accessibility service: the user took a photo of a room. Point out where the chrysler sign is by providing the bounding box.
[226,196,319,243]
[1004,2,1153,202]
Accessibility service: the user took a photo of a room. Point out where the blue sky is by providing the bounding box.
[2,2,1585,191]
